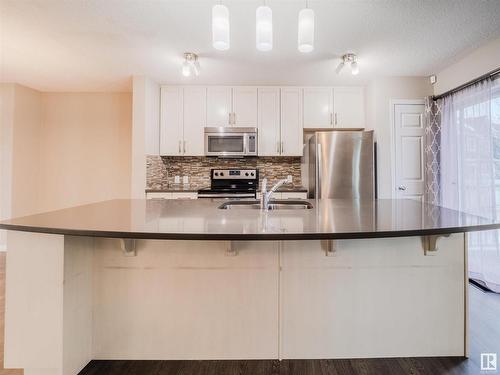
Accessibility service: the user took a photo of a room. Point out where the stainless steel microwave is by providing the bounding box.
[204,127,257,157]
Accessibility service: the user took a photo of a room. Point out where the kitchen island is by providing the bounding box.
[1,198,498,375]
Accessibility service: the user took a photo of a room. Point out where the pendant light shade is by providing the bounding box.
[212,4,230,51]
[256,5,273,51]
[298,8,314,53]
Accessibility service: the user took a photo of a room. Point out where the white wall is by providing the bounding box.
[366,77,432,199]
[434,37,500,95]
[131,76,160,198]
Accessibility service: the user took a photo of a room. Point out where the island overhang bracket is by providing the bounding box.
[225,241,238,256]
[321,240,337,256]
[120,239,137,256]
[421,234,450,255]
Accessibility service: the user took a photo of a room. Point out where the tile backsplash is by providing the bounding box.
[146,156,302,190]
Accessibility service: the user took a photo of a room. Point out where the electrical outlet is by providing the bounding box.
[287,175,293,183]
[182,176,189,185]
[174,176,181,184]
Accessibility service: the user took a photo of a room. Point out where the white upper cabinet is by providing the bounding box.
[159,85,365,157]
[258,88,281,156]
[232,87,258,127]
[333,87,365,128]
[207,87,232,127]
[281,88,303,156]
[183,87,206,156]
[303,87,333,129]
[160,86,183,155]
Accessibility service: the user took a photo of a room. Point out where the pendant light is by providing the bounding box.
[298,4,314,53]
[212,4,230,51]
[256,4,273,51]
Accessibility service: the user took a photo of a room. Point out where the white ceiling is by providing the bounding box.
[1,0,500,92]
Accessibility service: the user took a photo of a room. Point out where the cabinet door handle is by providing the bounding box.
[233,112,236,125]
[228,112,231,125]
[281,141,284,154]
[398,186,407,191]
[178,140,181,154]
[330,113,333,125]
[183,140,186,154]
[276,142,280,153]
[334,112,338,125]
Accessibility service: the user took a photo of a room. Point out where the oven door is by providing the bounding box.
[205,133,246,156]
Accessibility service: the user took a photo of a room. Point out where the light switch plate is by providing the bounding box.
[174,176,181,184]
[287,175,293,183]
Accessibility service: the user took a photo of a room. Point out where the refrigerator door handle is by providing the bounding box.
[316,142,322,198]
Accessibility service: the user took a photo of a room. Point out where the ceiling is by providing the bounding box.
[1,0,500,92]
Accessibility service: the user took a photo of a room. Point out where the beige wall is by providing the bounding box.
[0,84,15,249]
[434,37,500,95]
[0,83,42,248]
[11,85,42,217]
[0,86,132,237]
[366,77,433,199]
[38,93,132,212]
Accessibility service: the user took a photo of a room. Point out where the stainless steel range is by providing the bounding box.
[197,169,259,199]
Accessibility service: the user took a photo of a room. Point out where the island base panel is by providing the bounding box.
[4,232,93,375]
[4,232,466,374]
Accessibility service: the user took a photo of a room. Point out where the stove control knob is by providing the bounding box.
[250,172,255,176]
[220,172,224,176]
[214,172,219,176]
[245,172,249,176]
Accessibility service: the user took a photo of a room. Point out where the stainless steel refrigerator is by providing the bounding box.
[308,130,375,199]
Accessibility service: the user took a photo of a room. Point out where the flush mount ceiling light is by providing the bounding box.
[212,4,230,51]
[181,52,201,77]
[256,4,273,52]
[298,3,314,53]
[335,53,360,75]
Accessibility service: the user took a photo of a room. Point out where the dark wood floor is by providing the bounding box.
[80,357,476,375]
[1,252,499,375]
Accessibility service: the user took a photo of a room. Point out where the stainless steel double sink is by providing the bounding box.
[218,199,313,210]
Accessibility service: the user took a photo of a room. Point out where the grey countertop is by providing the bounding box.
[0,199,498,241]
[145,186,308,193]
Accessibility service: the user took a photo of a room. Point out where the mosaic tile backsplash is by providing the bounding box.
[146,156,303,190]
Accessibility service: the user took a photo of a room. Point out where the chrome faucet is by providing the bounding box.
[260,178,289,211]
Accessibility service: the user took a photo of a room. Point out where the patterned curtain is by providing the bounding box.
[424,96,443,204]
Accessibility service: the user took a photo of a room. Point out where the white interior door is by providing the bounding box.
[233,87,258,127]
[333,86,365,128]
[281,88,303,156]
[160,86,183,156]
[303,88,333,129]
[393,102,425,200]
[258,88,281,156]
[207,87,232,127]
[183,87,206,156]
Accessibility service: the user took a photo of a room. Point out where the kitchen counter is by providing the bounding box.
[145,186,308,193]
[0,198,497,240]
[145,187,201,192]
[3,198,482,371]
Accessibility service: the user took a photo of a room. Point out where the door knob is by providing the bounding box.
[398,186,407,191]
